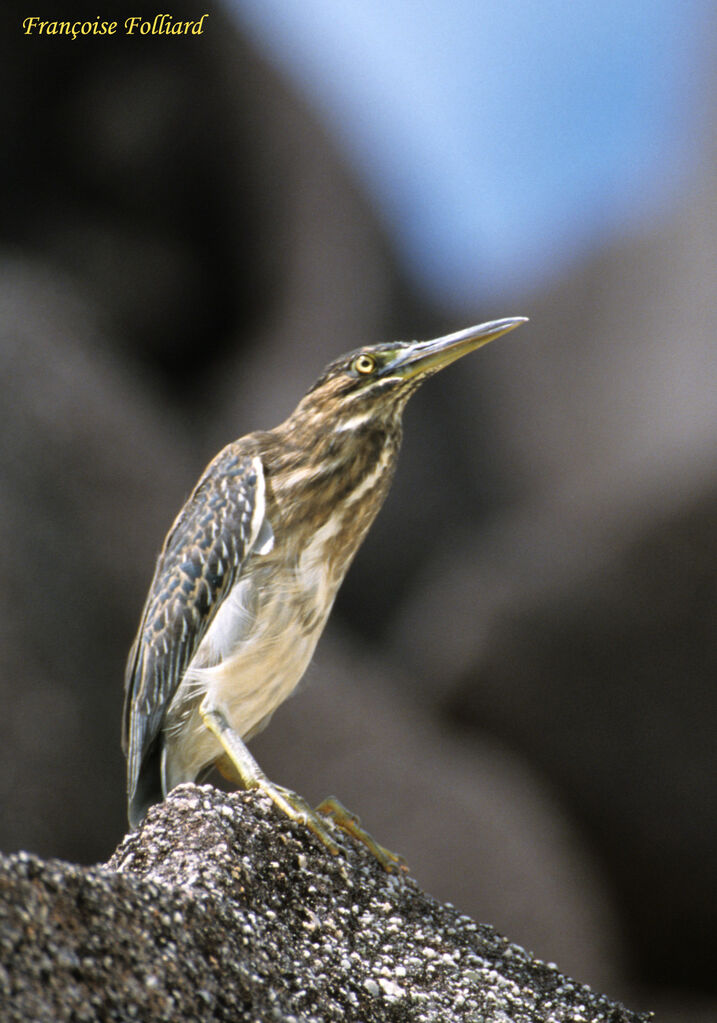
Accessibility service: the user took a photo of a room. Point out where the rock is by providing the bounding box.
[0,784,649,1022]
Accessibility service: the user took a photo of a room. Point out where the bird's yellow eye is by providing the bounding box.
[353,353,376,375]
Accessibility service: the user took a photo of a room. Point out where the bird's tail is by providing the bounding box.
[127,737,164,829]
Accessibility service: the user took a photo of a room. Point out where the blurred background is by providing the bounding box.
[2,0,716,1018]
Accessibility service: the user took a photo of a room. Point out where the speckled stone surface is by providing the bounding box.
[0,784,650,1022]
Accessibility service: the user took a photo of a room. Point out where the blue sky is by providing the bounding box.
[228,0,711,307]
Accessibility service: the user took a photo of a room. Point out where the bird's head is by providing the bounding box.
[293,317,528,431]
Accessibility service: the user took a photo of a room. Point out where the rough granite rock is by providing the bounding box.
[0,784,650,1022]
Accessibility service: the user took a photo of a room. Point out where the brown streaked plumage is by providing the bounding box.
[123,317,527,869]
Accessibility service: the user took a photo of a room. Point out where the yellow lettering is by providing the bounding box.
[152,14,170,34]
[25,13,206,40]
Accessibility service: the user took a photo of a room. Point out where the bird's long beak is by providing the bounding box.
[385,317,528,380]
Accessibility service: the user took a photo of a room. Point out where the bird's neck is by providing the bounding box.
[259,413,403,574]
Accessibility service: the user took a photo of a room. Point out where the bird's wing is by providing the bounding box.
[122,450,273,820]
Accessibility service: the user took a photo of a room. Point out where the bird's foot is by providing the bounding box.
[316,794,408,874]
[253,779,407,873]
[253,778,341,857]
[200,705,406,872]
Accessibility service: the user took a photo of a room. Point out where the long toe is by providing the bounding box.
[255,779,341,856]
[316,795,408,874]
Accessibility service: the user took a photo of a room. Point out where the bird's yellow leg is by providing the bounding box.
[200,703,341,855]
[200,704,406,872]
